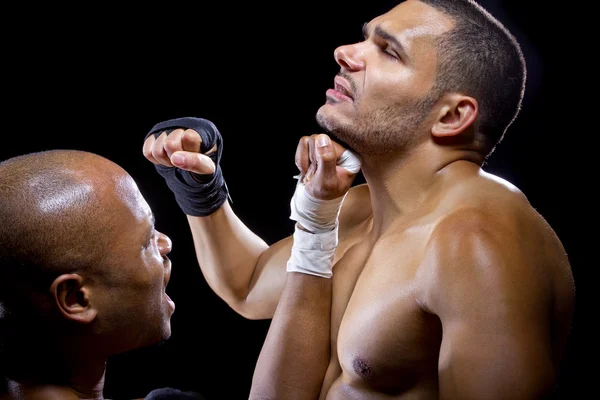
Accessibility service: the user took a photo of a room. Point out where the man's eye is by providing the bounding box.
[144,233,155,249]
[383,47,398,59]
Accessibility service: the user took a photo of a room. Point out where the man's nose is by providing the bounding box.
[334,43,365,71]
[156,231,172,256]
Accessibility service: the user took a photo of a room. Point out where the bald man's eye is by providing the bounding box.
[144,232,155,249]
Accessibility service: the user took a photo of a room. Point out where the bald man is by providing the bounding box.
[0,150,182,400]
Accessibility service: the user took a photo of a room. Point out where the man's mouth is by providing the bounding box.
[334,82,353,99]
[333,75,354,100]
[324,74,355,103]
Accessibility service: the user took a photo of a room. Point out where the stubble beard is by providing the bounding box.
[316,94,437,157]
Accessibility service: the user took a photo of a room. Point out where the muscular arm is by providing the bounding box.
[249,135,357,399]
[145,128,363,321]
[187,183,368,320]
[249,272,332,400]
[143,125,290,320]
[187,201,292,320]
[424,210,557,400]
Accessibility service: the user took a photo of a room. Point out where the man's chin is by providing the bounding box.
[153,332,172,347]
[329,133,357,154]
[315,112,358,154]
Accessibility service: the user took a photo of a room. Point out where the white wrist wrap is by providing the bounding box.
[289,182,346,233]
[286,224,338,278]
[337,149,361,174]
[286,148,360,278]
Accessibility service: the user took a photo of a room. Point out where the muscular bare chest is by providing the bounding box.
[324,224,442,396]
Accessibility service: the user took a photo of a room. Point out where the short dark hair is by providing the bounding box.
[419,0,527,157]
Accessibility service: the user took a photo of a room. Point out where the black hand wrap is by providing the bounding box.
[145,117,230,217]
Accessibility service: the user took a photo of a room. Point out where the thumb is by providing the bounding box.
[170,151,216,175]
[314,134,338,185]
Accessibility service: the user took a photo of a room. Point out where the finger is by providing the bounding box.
[314,134,339,195]
[142,134,158,164]
[170,151,216,175]
[305,135,319,183]
[181,129,202,154]
[164,129,185,160]
[308,134,318,165]
[329,139,348,159]
[320,135,350,160]
[294,136,310,177]
[151,131,174,167]
[205,144,218,155]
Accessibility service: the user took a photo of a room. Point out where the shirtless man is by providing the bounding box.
[142,0,575,398]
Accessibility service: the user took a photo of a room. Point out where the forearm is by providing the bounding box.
[143,117,291,319]
[249,272,332,400]
[249,135,359,399]
[187,201,272,315]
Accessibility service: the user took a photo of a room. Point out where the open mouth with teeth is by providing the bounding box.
[335,83,353,99]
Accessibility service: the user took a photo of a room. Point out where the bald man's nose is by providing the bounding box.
[156,231,172,256]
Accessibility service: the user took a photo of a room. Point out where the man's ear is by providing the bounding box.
[432,94,478,138]
[50,274,97,323]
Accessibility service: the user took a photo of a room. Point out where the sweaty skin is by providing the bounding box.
[0,150,175,400]
[143,1,574,398]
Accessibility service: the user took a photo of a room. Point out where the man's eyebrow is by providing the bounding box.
[362,22,370,39]
[362,22,410,62]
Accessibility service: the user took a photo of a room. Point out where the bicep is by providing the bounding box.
[438,315,555,399]
[244,235,294,319]
[424,212,556,399]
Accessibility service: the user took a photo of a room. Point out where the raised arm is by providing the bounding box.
[250,134,360,400]
[185,202,293,319]
[142,118,362,321]
[142,117,291,319]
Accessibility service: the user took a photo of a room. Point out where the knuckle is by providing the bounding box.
[151,145,161,159]
[164,138,178,152]
[183,129,201,143]
[142,145,152,159]
[319,150,336,162]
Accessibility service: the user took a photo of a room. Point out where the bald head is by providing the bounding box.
[0,150,146,306]
[1,149,172,383]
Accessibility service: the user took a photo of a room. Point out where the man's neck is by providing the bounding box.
[5,355,107,400]
[361,143,483,236]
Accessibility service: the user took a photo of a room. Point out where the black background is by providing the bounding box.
[1,1,590,399]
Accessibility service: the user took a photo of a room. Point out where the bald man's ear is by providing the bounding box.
[432,95,478,138]
[50,274,97,323]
